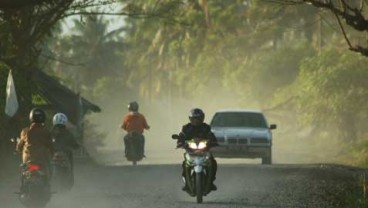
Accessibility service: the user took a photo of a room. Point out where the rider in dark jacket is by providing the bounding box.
[177,108,218,191]
[51,113,80,178]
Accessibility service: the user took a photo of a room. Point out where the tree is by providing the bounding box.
[0,0,129,122]
[292,47,368,142]
[0,0,122,160]
[0,0,51,9]
[268,0,368,56]
[117,0,330,110]
[52,15,125,92]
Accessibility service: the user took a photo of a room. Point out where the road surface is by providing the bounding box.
[1,160,367,208]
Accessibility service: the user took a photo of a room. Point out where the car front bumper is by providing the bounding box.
[211,145,271,158]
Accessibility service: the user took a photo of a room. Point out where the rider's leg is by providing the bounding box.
[123,135,129,156]
[141,135,145,157]
[181,160,188,191]
[210,157,217,190]
[19,164,26,193]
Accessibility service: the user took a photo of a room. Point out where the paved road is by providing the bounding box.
[0,161,366,208]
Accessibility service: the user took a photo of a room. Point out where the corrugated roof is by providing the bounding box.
[33,70,101,124]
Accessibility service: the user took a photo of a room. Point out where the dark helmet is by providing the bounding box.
[29,108,46,123]
[128,101,139,112]
[189,108,205,124]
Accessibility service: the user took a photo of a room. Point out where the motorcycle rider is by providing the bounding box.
[120,101,150,157]
[16,108,54,189]
[176,108,219,191]
[51,113,80,182]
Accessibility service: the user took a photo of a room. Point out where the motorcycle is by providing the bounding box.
[51,149,73,193]
[10,138,51,208]
[172,134,215,203]
[19,162,51,208]
[124,133,144,165]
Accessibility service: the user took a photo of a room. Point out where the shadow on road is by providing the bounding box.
[178,200,277,207]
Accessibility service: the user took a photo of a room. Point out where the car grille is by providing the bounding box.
[238,139,248,144]
[216,137,269,144]
[250,138,269,144]
[216,137,225,143]
[227,138,237,144]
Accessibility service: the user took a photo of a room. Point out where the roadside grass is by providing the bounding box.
[344,173,368,207]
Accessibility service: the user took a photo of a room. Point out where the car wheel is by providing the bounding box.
[262,148,272,165]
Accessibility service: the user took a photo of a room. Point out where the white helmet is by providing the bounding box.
[53,113,68,126]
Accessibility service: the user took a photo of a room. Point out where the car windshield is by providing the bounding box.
[210,112,268,128]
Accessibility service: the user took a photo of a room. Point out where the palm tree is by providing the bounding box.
[54,14,126,93]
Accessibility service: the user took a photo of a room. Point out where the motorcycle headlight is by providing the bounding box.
[188,142,198,149]
[197,141,207,150]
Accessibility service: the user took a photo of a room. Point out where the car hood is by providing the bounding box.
[211,127,271,138]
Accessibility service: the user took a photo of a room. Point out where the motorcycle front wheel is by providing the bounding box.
[195,172,203,203]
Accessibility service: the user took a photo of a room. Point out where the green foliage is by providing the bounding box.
[32,94,48,106]
[225,39,316,107]
[118,0,324,107]
[276,47,368,165]
[24,0,368,165]
[345,139,368,166]
[91,76,126,103]
[48,15,126,97]
[292,47,368,141]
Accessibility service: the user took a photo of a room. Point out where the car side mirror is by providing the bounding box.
[171,134,180,140]
[269,124,277,130]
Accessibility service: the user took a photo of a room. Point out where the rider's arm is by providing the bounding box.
[45,131,54,155]
[66,131,80,150]
[177,125,189,147]
[204,125,219,147]
[121,115,128,130]
[16,129,27,152]
[142,114,150,130]
[208,132,219,147]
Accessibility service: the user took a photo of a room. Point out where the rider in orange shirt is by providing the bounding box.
[121,101,150,157]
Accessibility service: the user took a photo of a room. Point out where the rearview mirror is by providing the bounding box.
[171,134,180,140]
[269,124,277,130]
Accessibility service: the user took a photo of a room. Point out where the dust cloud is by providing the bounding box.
[82,77,343,166]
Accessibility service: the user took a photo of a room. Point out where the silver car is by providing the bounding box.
[210,109,277,164]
